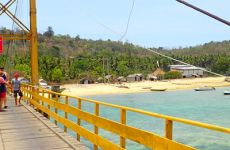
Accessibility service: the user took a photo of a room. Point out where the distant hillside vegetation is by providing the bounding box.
[1,27,230,82]
[169,41,230,56]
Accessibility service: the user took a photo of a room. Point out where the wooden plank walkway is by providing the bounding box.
[0,96,89,150]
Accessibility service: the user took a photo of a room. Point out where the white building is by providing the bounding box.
[169,65,203,78]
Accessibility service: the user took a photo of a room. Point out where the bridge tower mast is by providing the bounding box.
[0,0,39,85]
[30,0,39,85]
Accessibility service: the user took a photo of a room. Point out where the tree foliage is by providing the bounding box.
[164,71,182,79]
[43,26,54,38]
[51,67,63,82]
[1,27,230,83]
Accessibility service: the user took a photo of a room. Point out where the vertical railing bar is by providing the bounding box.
[165,119,173,140]
[64,96,69,132]
[33,86,37,110]
[94,103,100,150]
[26,85,29,104]
[47,92,51,119]
[36,86,39,103]
[27,85,29,104]
[29,86,32,105]
[41,89,45,115]
[120,109,126,149]
[77,98,82,141]
[55,94,58,125]
[41,90,44,106]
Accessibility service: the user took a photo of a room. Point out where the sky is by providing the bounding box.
[0,0,230,48]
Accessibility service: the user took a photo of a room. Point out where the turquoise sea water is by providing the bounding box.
[58,87,230,150]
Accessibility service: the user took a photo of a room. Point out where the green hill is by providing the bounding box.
[1,27,230,82]
[170,40,230,56]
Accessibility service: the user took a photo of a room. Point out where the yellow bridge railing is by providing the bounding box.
[21,84,230,150]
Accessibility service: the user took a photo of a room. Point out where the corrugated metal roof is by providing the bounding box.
[127,74,143,77]
[173,67,202,70]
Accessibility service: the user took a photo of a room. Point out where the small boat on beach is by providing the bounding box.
[225,77,230,82]
[116,85,129,89]
[224,91,230,95]
[150,88,167,91]
[194,87,215,91]
[142,87,152,89]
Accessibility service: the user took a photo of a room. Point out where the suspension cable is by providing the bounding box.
[176,0,230,26]
[145,48,225,77]
[5,0,19,76]
[80,1,226,77]
[119,0,136,41]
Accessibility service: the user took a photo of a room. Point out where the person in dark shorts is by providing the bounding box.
[0,67,8,109]
[0,72,9,110]
[11,72,22,106]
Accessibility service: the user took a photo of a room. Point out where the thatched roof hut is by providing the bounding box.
[153,68,165,76]
[153,68,165,80]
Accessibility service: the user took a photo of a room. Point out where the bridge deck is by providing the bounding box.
[0,96,88,150]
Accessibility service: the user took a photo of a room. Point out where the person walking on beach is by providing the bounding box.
[0,67,8,109]
[11,73,22,106]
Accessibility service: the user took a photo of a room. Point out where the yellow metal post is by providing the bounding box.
[165,119,173,140]
[30,0,39,85]
[41,90,44,106]
[41,90,45,116]
[77,99,82,141]
[64,96,69,132]
[55,94,58,125]
[120,109,126,148]
[94,103,99,150]
[47,93,51,119]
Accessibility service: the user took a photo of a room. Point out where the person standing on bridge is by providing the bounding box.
[0,71,9,110]
[0,67,9,109]
[11,72,22,106]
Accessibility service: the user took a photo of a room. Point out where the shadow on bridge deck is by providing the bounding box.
[0,96,89,150]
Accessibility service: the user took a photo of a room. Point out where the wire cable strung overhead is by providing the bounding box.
[85,12,122,37]
[119,0,136,41]
[79,1,226,77]
[5,0,20,75]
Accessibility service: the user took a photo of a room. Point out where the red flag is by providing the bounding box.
[0,37,3,54]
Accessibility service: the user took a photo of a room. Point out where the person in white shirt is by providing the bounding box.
[11,73,22,106]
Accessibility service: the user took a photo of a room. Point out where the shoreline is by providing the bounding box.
[61,77,230,97]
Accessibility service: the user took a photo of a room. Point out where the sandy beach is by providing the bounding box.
[61,77,230,97]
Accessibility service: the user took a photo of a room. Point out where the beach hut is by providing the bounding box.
[117,76,126,82]
[97,77,104,83]
[127,74,144,82]
[18,77,30,83]
[153,68,165,80]
[147,74,157,81]
[127,74,135,82]
[105,75,113,82]
[39,79,48,85]
[136,74,144,81]
[79,78,94,84]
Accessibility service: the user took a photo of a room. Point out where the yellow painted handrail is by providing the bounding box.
[24,84,230,134]
[21,84,230,150]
